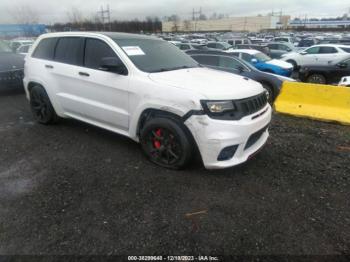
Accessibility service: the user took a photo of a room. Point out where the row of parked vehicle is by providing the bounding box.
[161,33,350,86]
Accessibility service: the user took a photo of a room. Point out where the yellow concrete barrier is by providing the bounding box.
[274,81,350,125]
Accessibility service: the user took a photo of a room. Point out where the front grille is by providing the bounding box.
[235,92,268,117]
[201,92,268,121]
[0,70,24,84]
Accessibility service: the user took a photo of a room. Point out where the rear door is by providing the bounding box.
[315,46,339,65]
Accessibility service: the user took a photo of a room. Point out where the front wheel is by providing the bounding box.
[140,117,194,169]
[306,74,326,84]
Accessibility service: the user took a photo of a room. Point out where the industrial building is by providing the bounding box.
[0,24,46,39]
[162,15,290,32]
[289,19,350,29]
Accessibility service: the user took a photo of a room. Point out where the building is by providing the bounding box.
[289,19,350,29]
[0,24,46,39]
[162,15,290,32]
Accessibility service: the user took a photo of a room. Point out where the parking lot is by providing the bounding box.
[1,90,349,255]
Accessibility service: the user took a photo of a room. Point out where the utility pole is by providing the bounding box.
[98,5,111,31]
[191,7,202,32]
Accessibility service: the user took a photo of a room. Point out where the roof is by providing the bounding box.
[231,49,260,55]
[39,31,160,41]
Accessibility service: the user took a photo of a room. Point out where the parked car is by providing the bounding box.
[186,50,295,103]
[236,44,270,56]
[297,38,318,49]
[0,40,24,89]
[24,32,271,170]
[10,39,34,53]
[175,43,210,51]
[280,44,350,69]
[16,44,32,55]
[273,37,298,46]
[226,38,251,47]
[267,42,295,59]
[338,76,350,87]
[206,41,234,52]
[298,57,350,84]
[231,49,294,77]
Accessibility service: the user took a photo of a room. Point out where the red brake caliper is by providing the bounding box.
[153,129,162,149]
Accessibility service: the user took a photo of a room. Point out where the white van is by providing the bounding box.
[23,32,271,170]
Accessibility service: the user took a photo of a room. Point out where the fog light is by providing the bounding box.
[217,145,238,161]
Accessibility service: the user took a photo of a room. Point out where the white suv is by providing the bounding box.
[23,32,271,170]
[280,44,350,68]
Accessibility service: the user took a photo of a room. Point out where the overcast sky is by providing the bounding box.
[1,0,349,24]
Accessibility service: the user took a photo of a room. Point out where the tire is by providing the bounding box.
[140,117,194,169]
[29,85,58,124]
[262,83,274,104]
[306,74,326,84]
[286,60,297,70]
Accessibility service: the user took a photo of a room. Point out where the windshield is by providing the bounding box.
[0,41,11,52]
[114,38,199,73]
[254,52,271,62]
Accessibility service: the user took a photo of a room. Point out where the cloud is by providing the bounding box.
[0,0,348,24]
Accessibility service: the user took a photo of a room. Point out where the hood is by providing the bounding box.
[266,59,293,70]
[0,52,25,72]
[148,67,264,100]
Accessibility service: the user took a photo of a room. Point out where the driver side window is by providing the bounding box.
[84,38,123,70]
[241,53,252,62]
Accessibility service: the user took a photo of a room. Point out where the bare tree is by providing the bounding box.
[10,5,39,24]
[67,7,83,24]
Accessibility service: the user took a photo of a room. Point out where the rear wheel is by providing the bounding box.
[29,85,58,124]
[287,60,297,70]
[306,74,326,84]
[140,117,194,169]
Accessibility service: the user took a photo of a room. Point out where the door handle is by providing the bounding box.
[79,72,90,77]
[45,64,54,69]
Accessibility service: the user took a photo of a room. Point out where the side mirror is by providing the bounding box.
[337,63,348,69]
[99,57,127,75]
[286,48,292,52]
[300,51,307,55]
[237,66,245,73]
[251,58,258,64]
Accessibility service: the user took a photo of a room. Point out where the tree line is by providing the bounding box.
[49,17,162,33]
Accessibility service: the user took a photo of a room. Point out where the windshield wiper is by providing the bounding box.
[151,65,197,73]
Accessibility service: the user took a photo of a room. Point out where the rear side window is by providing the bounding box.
[218,56,243,70]
[32,38,58,60]
[180,44,190,50]
[241,53,252,62]
[207,43,216,48]
[84,38,117,69]
[54,37,84,65]
[191,55,219,66]
[319,47,338,54]
[340,47,350,53]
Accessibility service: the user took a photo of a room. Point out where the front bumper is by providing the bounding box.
[185,104,272,169]
[0,70,24,88]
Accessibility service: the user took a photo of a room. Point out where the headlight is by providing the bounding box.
[203,101,235,113]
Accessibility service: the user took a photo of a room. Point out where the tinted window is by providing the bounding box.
[54,37,84,65]
[305,46,320,54]
[340,47,350,53]
[241,53,252,62]
[218,56,243,70]
[235,40,242,45]
[191,55,219,66]
[19,45,30,53]
[207,43,216,48]
[180,44,190,50]
[319,47,337,54]
[268,44,278,50]
[84,38,118,69]
[32,38,58,60]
